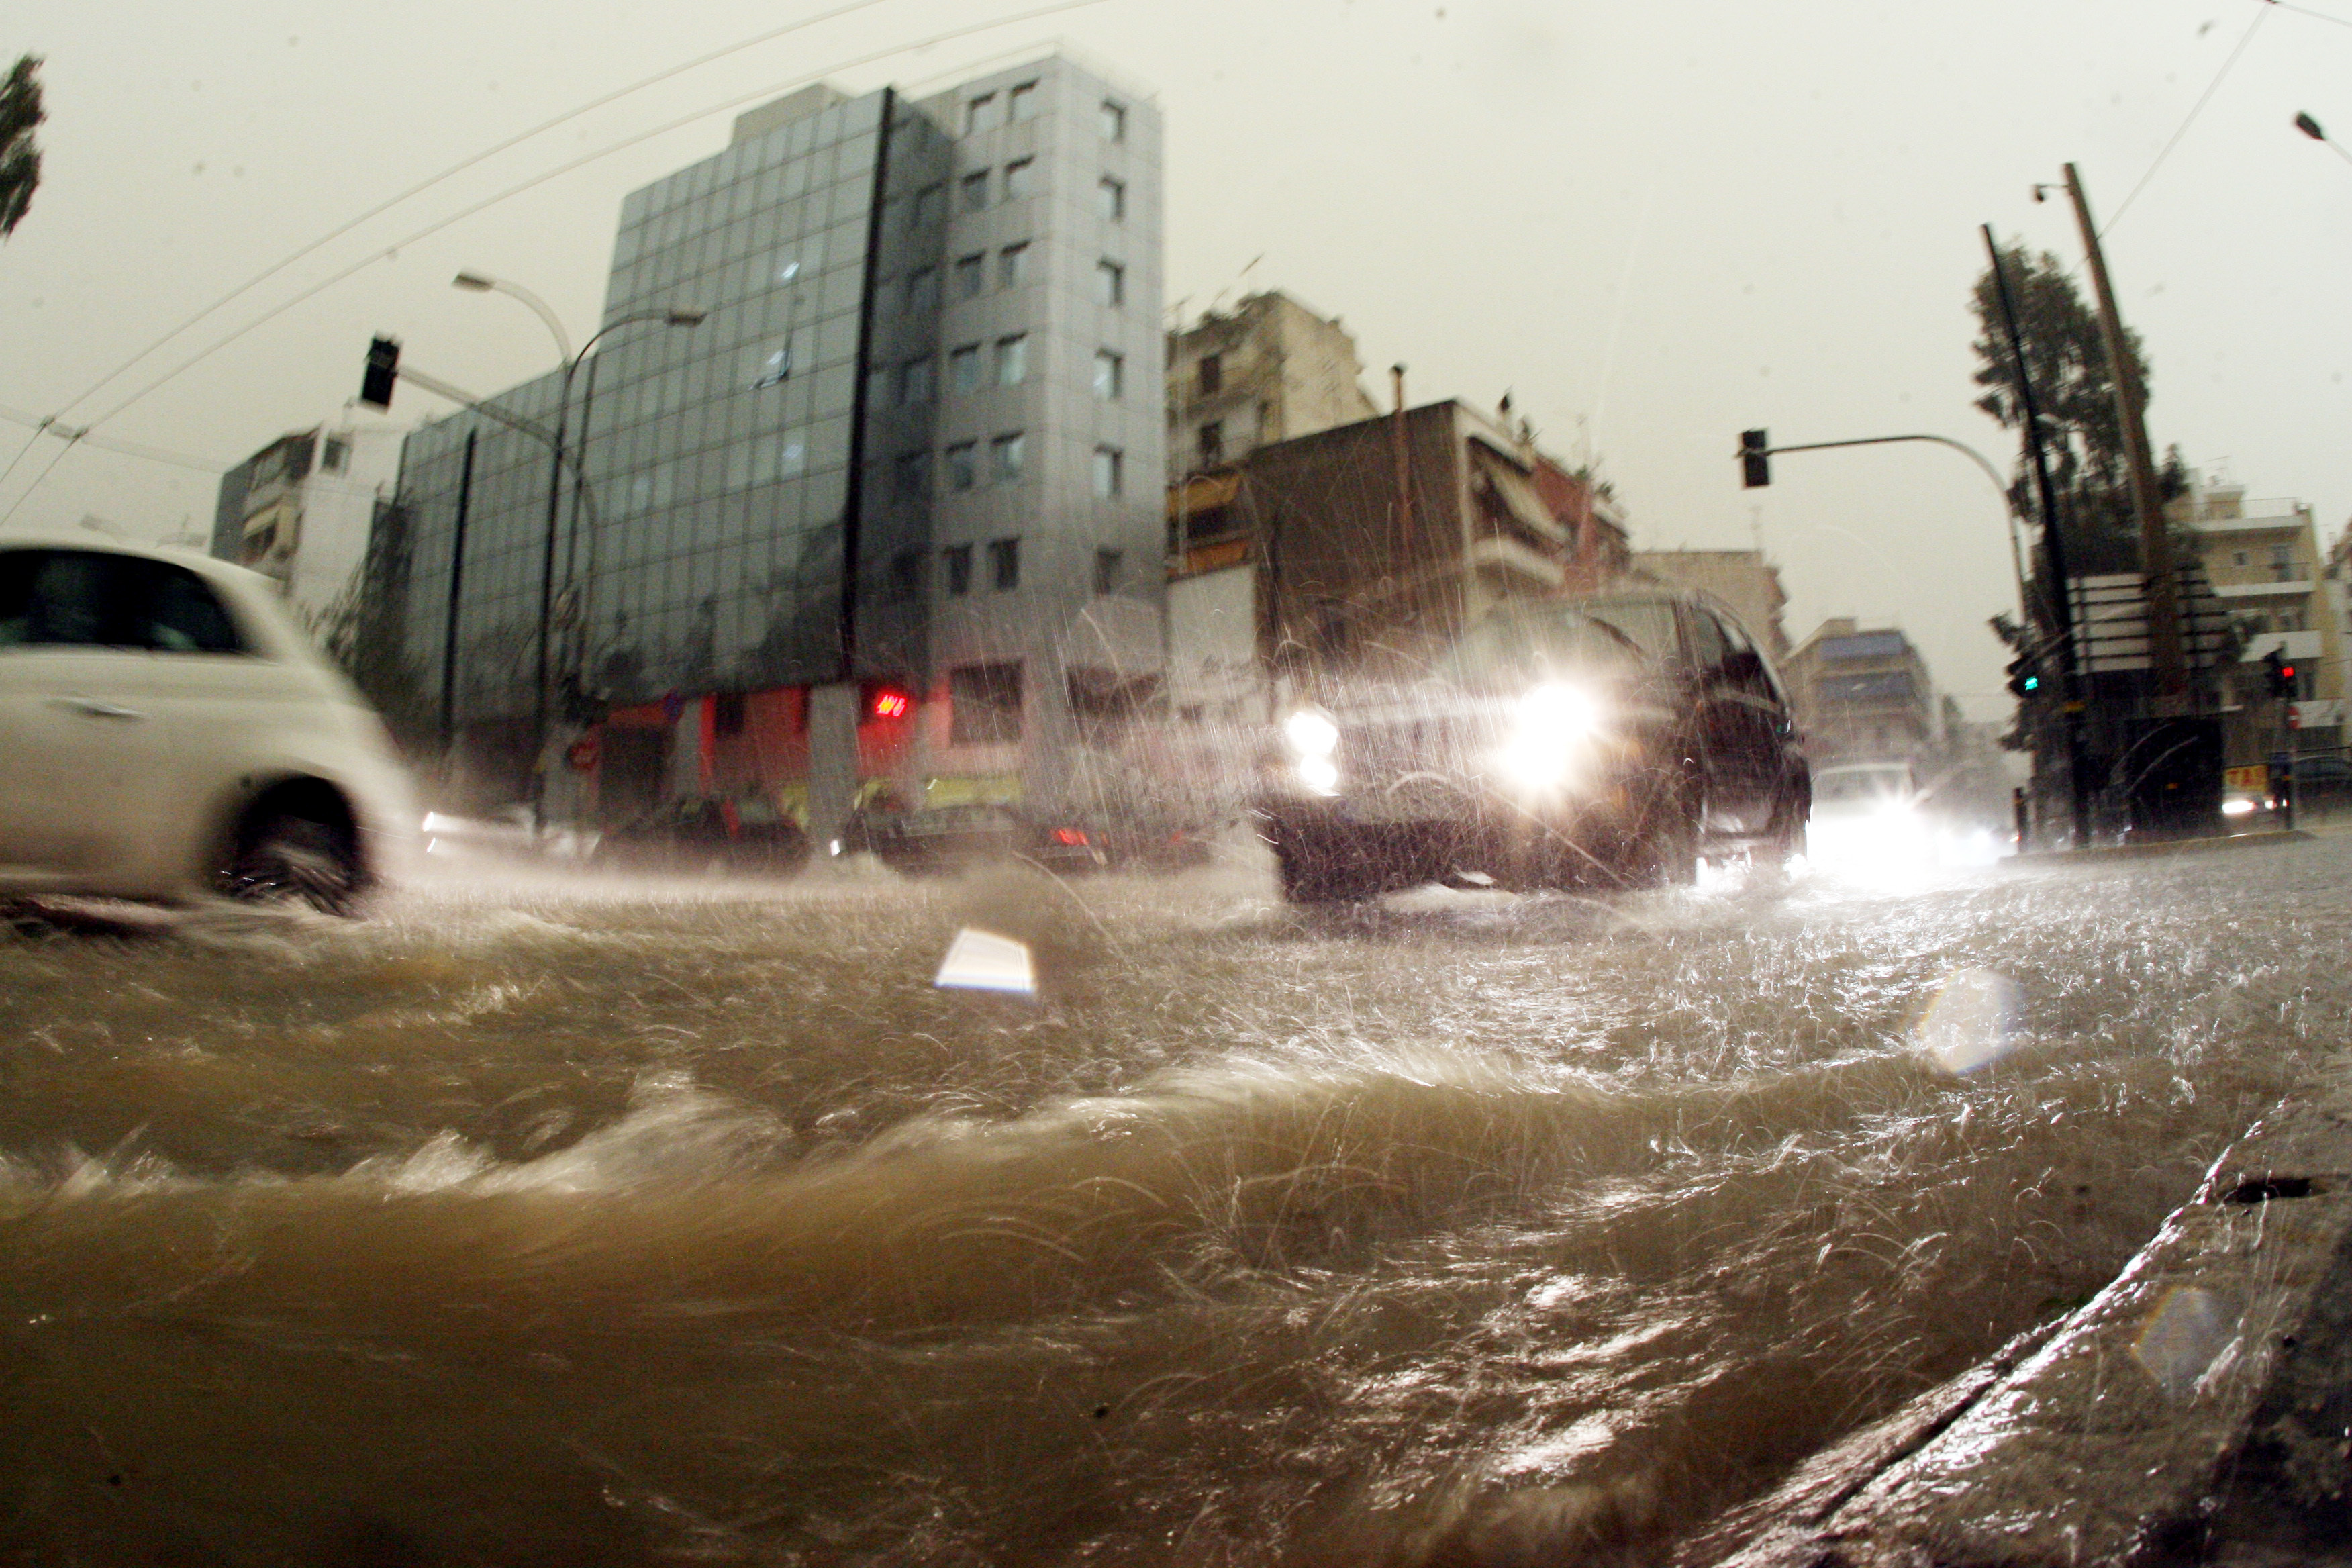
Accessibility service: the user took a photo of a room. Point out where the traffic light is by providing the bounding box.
[1739,429,1771,489]
[2262,647,2295,700]
[2005,655,2041,699]
[359,336,401,410]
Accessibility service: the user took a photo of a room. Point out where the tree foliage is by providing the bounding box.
[0,54,43,240]
[1969,244,2149,575]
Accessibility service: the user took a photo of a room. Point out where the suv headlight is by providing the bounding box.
[1498,683,1598,788]
[1281,708,1341,795]
[1283,709,1339,757]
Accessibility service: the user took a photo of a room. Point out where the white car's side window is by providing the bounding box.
[0,550,247,656]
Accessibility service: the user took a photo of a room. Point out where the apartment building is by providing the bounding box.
[2169,476,2345,746]
[212,423,404,633]
[1164,291,1379,483]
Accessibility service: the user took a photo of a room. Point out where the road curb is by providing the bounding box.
[2008,828,2311,866]
[1684,1059,2352,1567]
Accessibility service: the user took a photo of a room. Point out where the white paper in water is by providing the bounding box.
[934,926,1036,996]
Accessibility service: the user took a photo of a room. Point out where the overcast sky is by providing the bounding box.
[5,0,2349,719]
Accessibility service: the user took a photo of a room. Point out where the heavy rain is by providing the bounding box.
[10,0,2352,1561]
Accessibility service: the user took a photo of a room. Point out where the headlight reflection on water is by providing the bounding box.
[1916,967,2023,1076]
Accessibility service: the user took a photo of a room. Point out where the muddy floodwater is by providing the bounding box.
[2,840,2347,1565]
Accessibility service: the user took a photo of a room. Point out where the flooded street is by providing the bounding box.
[3,839,2347,1565]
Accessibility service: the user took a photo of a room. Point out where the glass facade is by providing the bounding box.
[399,87,953,722]
[392,56,1166,808]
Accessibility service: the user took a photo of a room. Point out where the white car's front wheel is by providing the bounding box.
[222,811,361,916]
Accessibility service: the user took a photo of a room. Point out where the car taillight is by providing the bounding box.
[1050,827,1089,846]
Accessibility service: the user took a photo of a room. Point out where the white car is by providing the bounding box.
[0,536,416,914]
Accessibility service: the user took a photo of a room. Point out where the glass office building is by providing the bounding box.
[395,59,1164,817]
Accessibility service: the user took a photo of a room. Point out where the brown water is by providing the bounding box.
[1,842,2345,1564]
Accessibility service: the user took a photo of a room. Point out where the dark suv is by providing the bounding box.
[1254,591,1810,901]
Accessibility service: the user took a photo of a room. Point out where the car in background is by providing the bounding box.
[0,538,415,914]
[851,802,1109,878]
[420,805,601,867]
[1805,760,1937,864]
[1254,590,1810,901]
[591,795,812,876]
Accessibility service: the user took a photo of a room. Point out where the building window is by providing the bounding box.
[950,661,1022,744]
[1004,157,1034,199]
[887,548,922,603]
[987,536,1021,591]
[1198,420,1224,467]
[1098,176,1125,220]
[949,344,981,395]
[1099,100,1126,142]
[965,93,997,134]
[998,242,1028,288]
[1095,259,1124,307]
[1008,81,1039,120]
[946,442,977,492]
[1094,547,1124,595]
[954,253,984,300]
[895,451,930,499]
[943,544,973,597]
[2234,550,2249,567]
[1092,446,1122,499]
[959,170,989,213]
[995,334,1027,386]
[1093,350,1123,400]
[2272,543,2296,581]
[905,266,939,313]
[991,432,1026,483]
[899,356,935,405]
[1198,354,1222,395]
[320,437,350,472]
[910,182,943,231]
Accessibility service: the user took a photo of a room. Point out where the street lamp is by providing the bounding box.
[450,271,707,821]
[2294,111,2352,168]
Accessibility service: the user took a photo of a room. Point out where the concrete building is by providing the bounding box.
[1165,399,1591,718]
[1628,548,1789,659]
[2169,477,2345,746]
[1782,618,1938,765]
[389,58,1164,825]
[211,423,405,634]
[1164,291,1379,483]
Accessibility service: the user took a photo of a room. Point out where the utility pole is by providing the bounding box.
[2060,164,2188,713]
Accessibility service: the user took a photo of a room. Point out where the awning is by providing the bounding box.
[1167,470,1242,518]
[1469,448,1565,545]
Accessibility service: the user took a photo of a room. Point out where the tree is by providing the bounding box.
[1969,244,2149,575]
[0,54,43,240]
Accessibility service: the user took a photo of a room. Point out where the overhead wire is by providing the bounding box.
[5,0,1112,516]
[71,0,1114,436]
[0,405,222,473]
[46,0,914,426]
[2269,0,2352,29]
[2102,1,2272,234]
[0,435,85,528]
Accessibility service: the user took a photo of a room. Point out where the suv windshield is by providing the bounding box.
[1437,605,1647,690]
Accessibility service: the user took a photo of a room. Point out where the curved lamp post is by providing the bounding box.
[2295,111,2352,168]
[451,272,705,819]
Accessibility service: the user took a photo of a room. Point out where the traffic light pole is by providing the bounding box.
[2061,164,2188,713]
[1985,228,2094,848]
[1737,431,2028,619]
